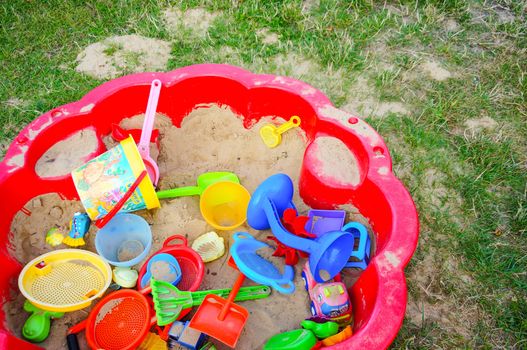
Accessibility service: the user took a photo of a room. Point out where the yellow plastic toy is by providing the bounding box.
[321,325,353,346]
[199,182,250,230]
[259,116,301,148]
[18,249,112,312]
[45,227,64,247]
[138,332,167,350]
[113,266,139,288]
[191,231,225,263]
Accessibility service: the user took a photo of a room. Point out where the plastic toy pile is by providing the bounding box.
[18,80,373,350]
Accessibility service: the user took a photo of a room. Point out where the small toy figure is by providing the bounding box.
[302,262,353,326]
[62,212,91,247]
[45,227,64,247]
[168,320,208,350]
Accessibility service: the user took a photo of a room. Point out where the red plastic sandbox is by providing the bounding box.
[0,64,419,349]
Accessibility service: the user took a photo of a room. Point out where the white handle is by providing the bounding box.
[139,79,162,152]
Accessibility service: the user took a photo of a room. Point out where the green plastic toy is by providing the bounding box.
[151,279,271,326]
[263,329,317,350]
[200,342,218,350]
[22,300,64,343]
[301,320,339,339]
[156,172,240,199]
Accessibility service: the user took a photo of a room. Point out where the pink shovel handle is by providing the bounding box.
[138,79,162,156]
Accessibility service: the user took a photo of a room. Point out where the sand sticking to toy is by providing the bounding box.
[151,260,178,282]
[6,104,372,349]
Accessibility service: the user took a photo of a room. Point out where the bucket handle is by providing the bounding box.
[163,235,187,248]
[269,279,296,294]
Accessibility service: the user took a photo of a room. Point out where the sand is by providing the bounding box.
[6,104,372,349]
[310,136,361,186]
[35,129,99,178]
[420,60,452,81]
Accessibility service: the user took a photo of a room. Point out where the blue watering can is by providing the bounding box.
[247,174,354,283]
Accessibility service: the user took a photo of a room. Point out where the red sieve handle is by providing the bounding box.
[66,319,87,350]
[67,319,87,335]
[163,235,188,248]
[95,170,147,229]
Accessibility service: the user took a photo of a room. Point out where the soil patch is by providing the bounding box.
[257,28,279,45]
[420,60,452,81]
[342,77,410,118]
[163,7,219,37]
[75,35,171,80]
[463,116,498,136]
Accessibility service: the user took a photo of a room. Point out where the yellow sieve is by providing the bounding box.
[18,249,112,312]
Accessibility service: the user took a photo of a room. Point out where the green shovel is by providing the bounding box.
[157,172,240,199]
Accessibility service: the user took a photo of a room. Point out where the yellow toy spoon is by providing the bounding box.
[260,116,301,148]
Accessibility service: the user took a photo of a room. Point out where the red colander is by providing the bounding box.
[138,235,204,292]
[67,289,155,350]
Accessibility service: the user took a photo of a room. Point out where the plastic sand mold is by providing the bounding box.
[140,253,182,288]
[62,212,91,247]
[191,231,225,263]
[231,232,295,294]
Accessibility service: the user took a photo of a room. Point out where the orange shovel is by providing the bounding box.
[188,258,248,348]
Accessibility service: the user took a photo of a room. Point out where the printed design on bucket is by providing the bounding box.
[72,140,149,220]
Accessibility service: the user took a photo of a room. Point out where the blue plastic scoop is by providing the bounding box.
[247,174,354,283]
[231,232,295,294]
[139,253,182,289]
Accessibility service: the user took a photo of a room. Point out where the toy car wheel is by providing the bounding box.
[301,271,309,291]
[310,301,317,316]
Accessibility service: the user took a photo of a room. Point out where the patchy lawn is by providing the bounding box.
[1,0,526,348]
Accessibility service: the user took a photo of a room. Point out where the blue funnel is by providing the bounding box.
[247,174,354,282]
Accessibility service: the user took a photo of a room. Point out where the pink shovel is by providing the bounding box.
[138,79,161,186]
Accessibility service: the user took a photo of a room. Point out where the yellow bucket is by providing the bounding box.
[199,181,251,230]
[71,136,160,221]
[18,249,112,312]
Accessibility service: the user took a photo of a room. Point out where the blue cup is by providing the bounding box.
[95,213,152,267]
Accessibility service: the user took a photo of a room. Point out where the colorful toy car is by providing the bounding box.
[301,262,352,326]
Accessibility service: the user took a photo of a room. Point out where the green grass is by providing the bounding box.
[1,0,526,348]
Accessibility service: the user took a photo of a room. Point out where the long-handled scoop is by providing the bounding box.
[189,271,249,348]
[259,116,301,148]
[152,279,270,325]
[247,173,354,283]
[138,79,162,186]
[156,171,240,199]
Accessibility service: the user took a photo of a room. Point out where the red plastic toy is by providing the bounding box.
[0,64,419,349]
[267,208,313,265]
[137,235,204,292]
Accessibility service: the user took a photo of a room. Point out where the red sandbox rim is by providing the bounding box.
[0,64,419,350]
